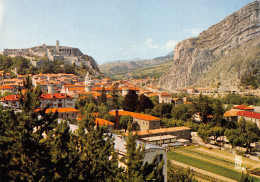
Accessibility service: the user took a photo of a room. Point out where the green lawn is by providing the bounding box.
[168,151,243,181]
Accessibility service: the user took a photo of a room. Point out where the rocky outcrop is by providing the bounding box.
[159,1,260,91]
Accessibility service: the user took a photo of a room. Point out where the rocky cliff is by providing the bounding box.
[159,1,260,91]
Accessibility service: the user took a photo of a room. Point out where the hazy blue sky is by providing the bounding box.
[0,0,254,64]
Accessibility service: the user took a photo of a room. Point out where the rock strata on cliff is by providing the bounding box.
[159,1,260,91]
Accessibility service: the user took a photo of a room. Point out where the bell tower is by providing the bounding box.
[56,40,60,52]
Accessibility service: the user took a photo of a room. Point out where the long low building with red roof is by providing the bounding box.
[109,110,161,131]
[124,126,192,141]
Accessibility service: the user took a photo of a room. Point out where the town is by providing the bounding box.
[0,53,259,181]
[1,1,260,182]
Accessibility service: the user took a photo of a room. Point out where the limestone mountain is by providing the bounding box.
[159,1,260,91]
[99,53,173,80]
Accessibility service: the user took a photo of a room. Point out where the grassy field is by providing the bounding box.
[168,147,260,181]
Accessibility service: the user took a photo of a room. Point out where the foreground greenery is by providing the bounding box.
[0,76,164,181]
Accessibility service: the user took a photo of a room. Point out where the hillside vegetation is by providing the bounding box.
[100,55,173,80]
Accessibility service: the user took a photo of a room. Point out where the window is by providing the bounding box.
[153,122,156,126]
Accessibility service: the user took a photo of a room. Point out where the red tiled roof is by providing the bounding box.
[237,111,260,119]
[109,111,160,121]
[1,94,20,101]
[40,93,74,100]
[0,85,15,90]
[68,87,85,91]
[35,107,79,113]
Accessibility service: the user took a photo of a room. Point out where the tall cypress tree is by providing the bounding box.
[121,121,164,181]
[123,90,138,112]
[75,112,119,181]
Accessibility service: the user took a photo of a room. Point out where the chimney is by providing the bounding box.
[115,110,119,129]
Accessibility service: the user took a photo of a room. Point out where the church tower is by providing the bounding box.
[85,71,92,92]
[56,40,60,52]
[85,71,92,85]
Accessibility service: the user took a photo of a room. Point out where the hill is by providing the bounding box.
[99,53,173,80]
[159,1,260,91]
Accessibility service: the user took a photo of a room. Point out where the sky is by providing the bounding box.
[0,0,255,65]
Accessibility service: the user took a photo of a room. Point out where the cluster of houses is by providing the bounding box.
[224,105,260,129]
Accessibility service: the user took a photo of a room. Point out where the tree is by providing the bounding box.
[111,85,119,110]
[239,118,260,153]
[172,104,194,121]
[98,86,107,106]
[150,96,159,106]
[209,126,224,145]
[119,115,133,131]
[212,99,225,126]
[120,121,164,181]
[63,64,75,74]
[136,94,154,113]
[98,103,108,119]
[123,90,138,112]
[152,103,173,118]
[194,94,212,123]
[197,123,211,143]
[225,118,260,152]
[75,114,119,181]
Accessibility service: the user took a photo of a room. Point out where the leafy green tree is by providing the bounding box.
[123,90,138,112]
[209,126,224,145]
[136,94,154,113]
[224,129,242,149]
[63,64,75,74]
[197,123,211,143]
[172,104,194,121]
[150,96,159,106]
[239,118,260,153]
[152,103,173,118]
[225,118,260,152]
[119,115,133,131]
[16,56,30,75]
[194,94,212,123]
